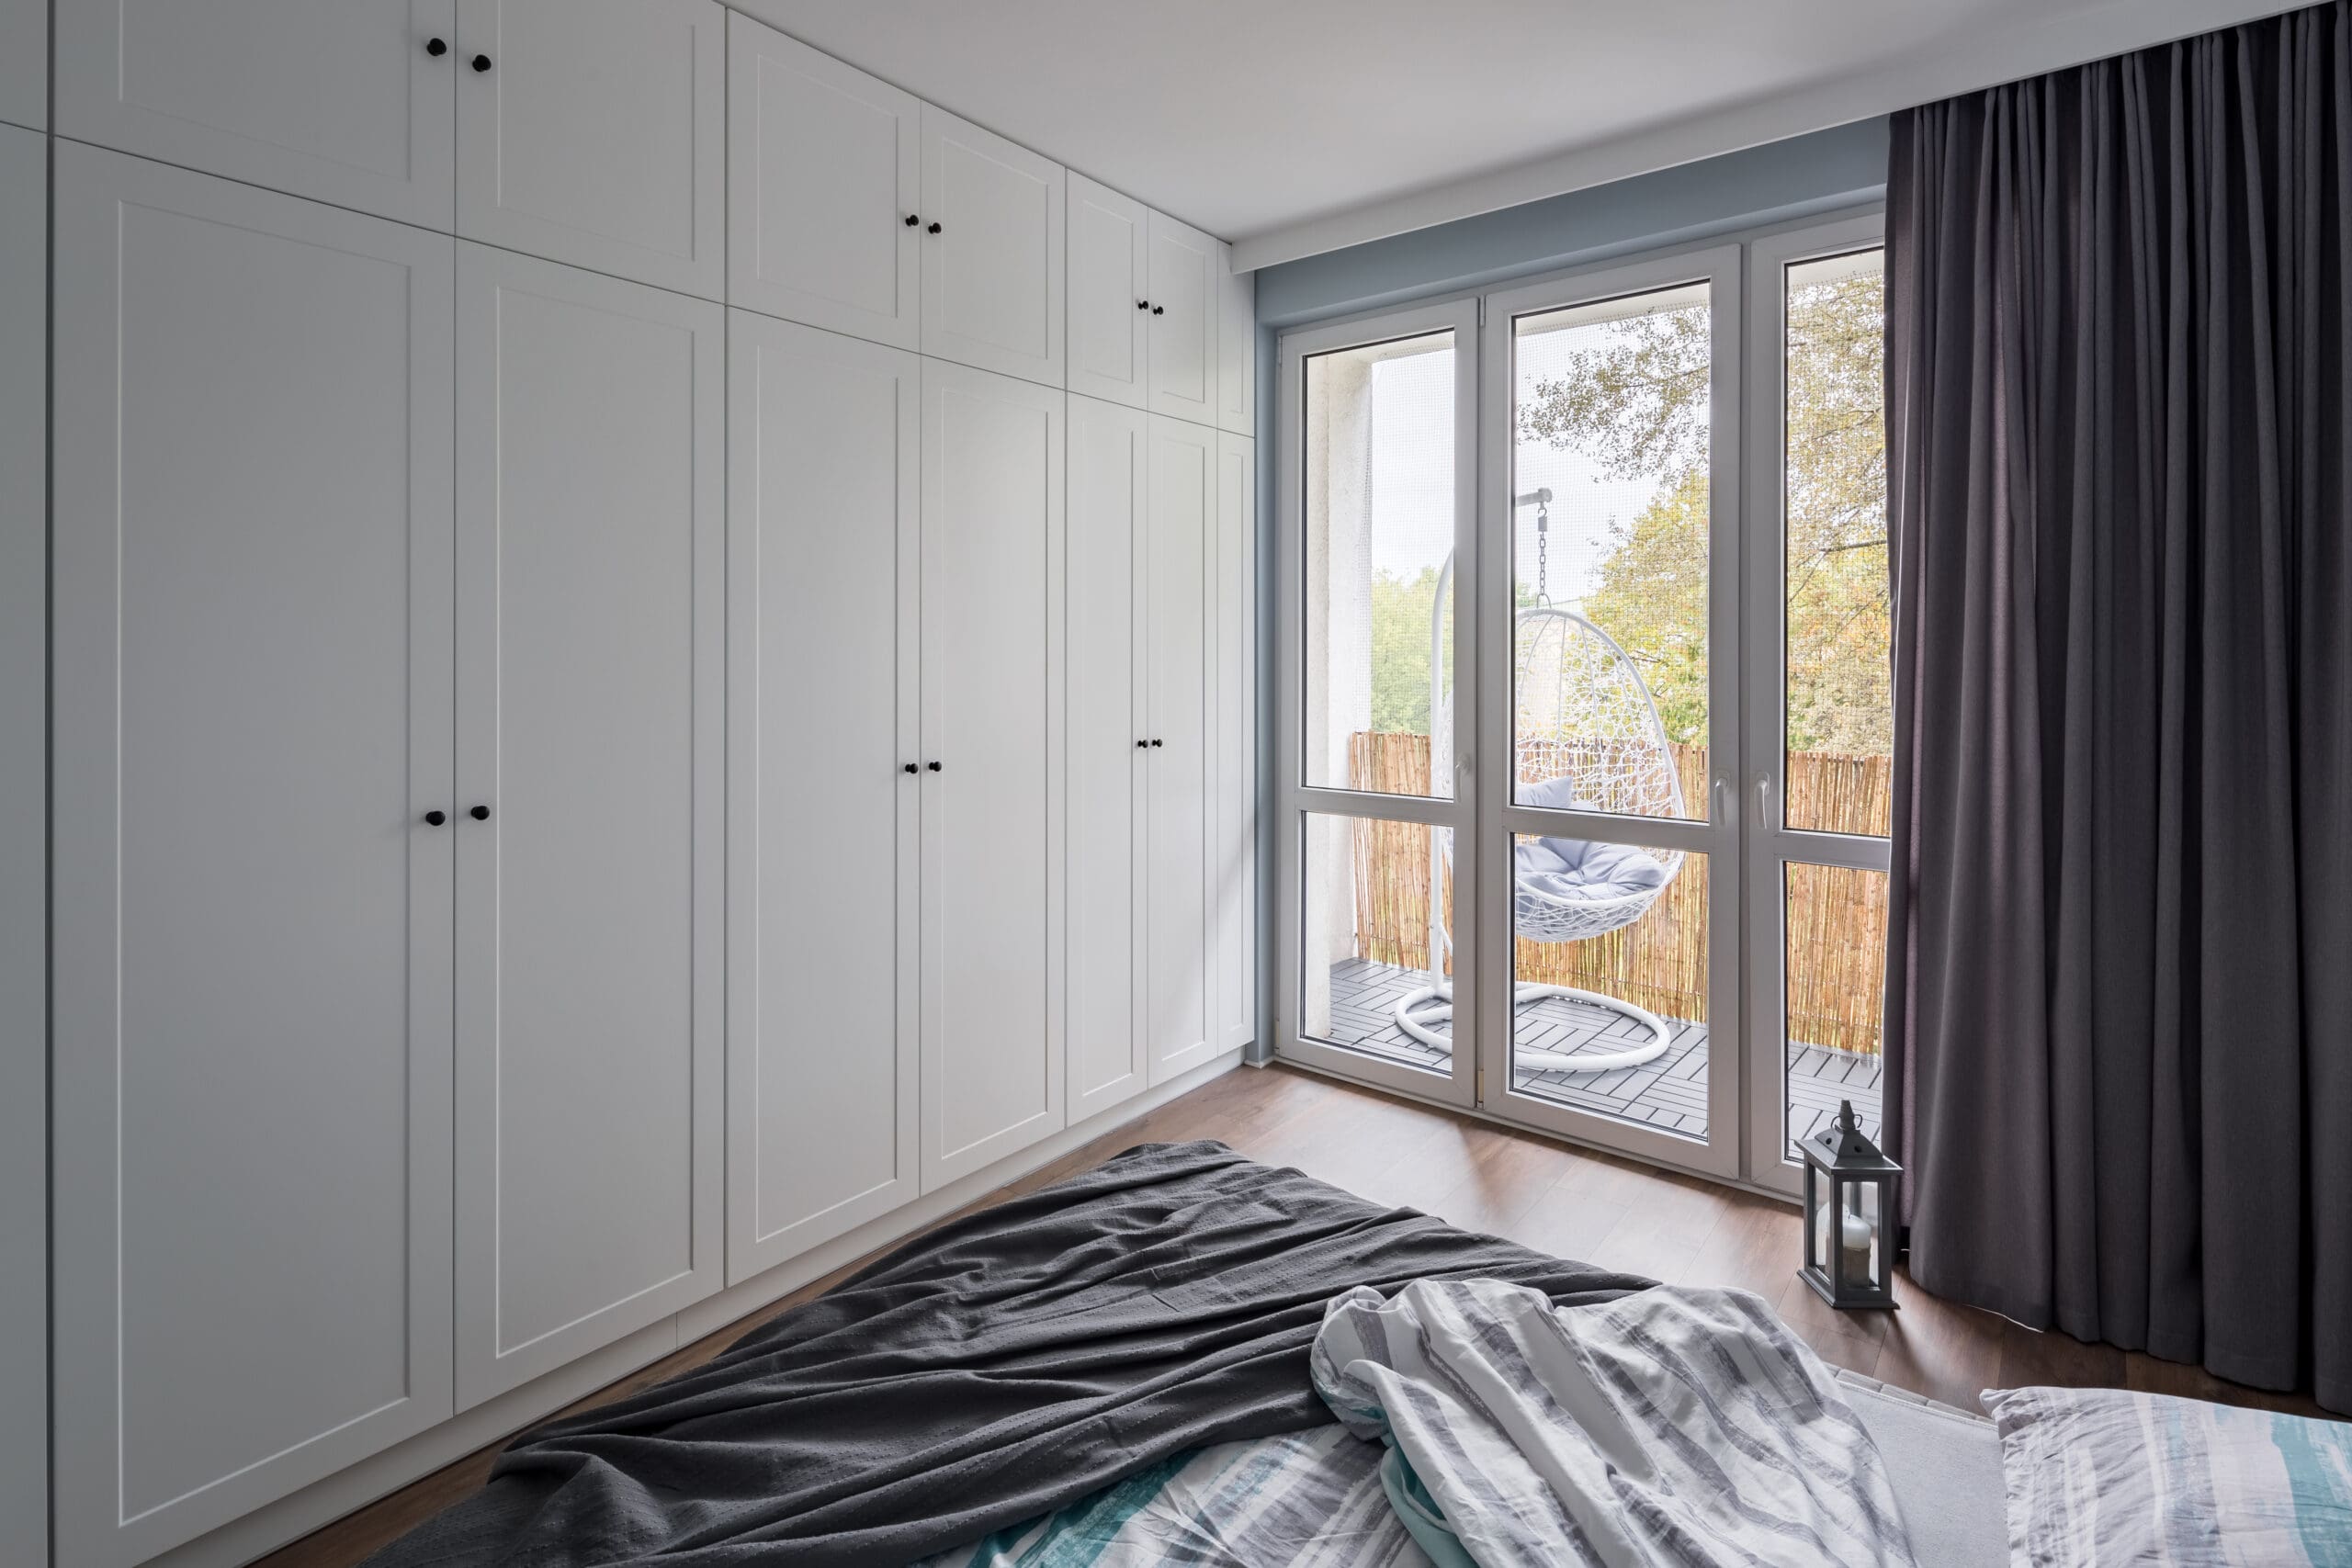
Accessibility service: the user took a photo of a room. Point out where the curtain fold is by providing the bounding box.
[1883,0,2352,1414]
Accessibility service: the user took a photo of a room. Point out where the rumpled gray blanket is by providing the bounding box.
[364,1139,1648,1568]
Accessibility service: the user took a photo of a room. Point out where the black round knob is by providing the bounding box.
[469,804,491,820]
[1151,305,1165,316]
[1151,738,1163,747]
[926,761,942,772]
[902,762,918,774]
[1136,739,1148,749]
[471,53,492,72]
[423,809,447,826]
[425,37,448,56]
[926,221,942,234]
[1136,299,1149,310]
[905,213,920,227]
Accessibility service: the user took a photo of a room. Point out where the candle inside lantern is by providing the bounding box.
[1815,1204,1874,1280]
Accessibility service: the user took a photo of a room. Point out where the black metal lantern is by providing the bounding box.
[1799,1100,1900,1311]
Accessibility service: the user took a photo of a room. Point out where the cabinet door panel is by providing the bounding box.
[55,0,456,229]
[1,0,44,129]
[727,312,921,1280]
[729,15,919,349]
[921,105,1063,388]
[457,0,724,299]
[1146,210,1216,424]
[1216,259,1255,435]
[1067,174,1147,408]
[456,246,723,1405]
[1066,395,1148,1119]
[1214,434,1257,1055]
[1146,417,1214,1082]
[0,123,40,1568]
[921,363,1065,1189]
[50,145,455,1568]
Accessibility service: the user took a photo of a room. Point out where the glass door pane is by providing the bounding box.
[1481,252,1741,1179]
[1301,331,1456,800]
[1277,299,1478,1108]
[1745,224,1893,1192]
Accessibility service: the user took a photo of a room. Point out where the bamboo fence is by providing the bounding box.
[1346,734,1893,1056]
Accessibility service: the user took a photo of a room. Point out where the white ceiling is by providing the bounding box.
[738,0,2301,269]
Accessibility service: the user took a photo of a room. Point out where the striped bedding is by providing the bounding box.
[1311,1280,1915,1567]
[912,1424,1430,1568]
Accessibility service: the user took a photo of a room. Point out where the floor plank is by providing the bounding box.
[254,1060,2336,1568]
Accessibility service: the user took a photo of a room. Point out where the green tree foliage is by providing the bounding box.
[1367,566,1450,735]
[1517,272,1891,756]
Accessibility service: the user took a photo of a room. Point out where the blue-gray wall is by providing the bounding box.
[1246,117,1889,1063]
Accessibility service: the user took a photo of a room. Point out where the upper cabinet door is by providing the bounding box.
[454,246,724,1406]
[1066,174,1148,409]
[729,16,920,350]
[726,312,922,1281]
[1146,416,1215,1084]
[921,105,1064,388]
[49,144,456,1568]
[55,0,458,230]
[1065,394,1149,1121]
[0,0,45,130]
[1146,209,1217,424]
[456,0,724,299]
[1212,433,1257,1056]
[920,362,1066,1190]
[1216,258,1256,435]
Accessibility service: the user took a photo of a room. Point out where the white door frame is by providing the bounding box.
[1738,212,1890,1195]
[1472,245,1745,1180]
[1273,297,1480,1108]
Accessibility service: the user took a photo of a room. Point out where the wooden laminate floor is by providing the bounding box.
[259,1061,2334,1568]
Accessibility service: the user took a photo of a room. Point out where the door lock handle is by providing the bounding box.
[1754,775,1773,827]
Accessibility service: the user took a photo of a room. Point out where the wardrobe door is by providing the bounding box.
[54,0,457,230]
[455,245,723,1405]
[50,145,456,1568]
[1145,416,1215,1083]
[1216,259,1255,436]
[1066,395,1148,1120]
[1,0,43,130]
[456,0,725,299]
[1213,434,1258,1055]
[1145,209,1217,424]
[921,105,1064,388]
[729,14,920,350]
[920,362,1066,1190]
[1066,174,1148,409]
[0,121,43,1568]
[727,312,921,1280]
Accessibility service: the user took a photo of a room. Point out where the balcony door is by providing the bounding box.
[1276,216,1890,1191]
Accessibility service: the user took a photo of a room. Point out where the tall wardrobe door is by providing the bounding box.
[456,0,725,299]
[920,362,1066,1190]
[727,312,921,1281]
[1146,416,1215,1083]
[54,0,458,230]
[50,145,457,1568]
[1213,434,1258,1055]
[0,0,44,130]
[455,245,724,1405]
[728,14,920,349]
[1066,174,1148,409]
[0,121,46,1568]
[920,105,1064,388]
[1145,209,1217,424]
[1065,395,1148,1120]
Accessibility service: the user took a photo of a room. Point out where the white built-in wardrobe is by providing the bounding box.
[23,6,1257,1568]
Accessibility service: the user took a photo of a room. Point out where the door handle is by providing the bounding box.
[902,762,918,774]
[926,761,943,772]
[1753,775,1773,828]
[422,809,447,827]
[905,214,921,227]
[424,37,448,57]
[469,804,492,821]
[470,52,492,72]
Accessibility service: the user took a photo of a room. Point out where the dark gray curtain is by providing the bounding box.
[1883,2,2351,1414]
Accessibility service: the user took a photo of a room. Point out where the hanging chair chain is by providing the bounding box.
[1534,497,1550,604]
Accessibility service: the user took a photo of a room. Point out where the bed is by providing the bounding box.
[361,1139,2005,1568]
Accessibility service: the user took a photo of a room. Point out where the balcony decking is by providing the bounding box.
[1323,956,1882,1154]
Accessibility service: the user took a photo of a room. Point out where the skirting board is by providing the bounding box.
[141,1047,1244,1568]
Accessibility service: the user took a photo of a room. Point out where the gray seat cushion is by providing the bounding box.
[1835,1371,2007,1568]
